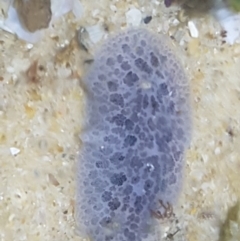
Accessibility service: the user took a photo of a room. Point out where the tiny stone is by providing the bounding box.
[10,147,21,156]
[26,43,33,49]
[188,21,199,38]
[14,0,52,32]
[143,16,152,24]
[6,66,15,73]
[125,8,142,27]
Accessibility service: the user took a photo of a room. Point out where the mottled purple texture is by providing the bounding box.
[76,28,191,241]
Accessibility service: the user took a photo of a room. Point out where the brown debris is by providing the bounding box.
[55,37,78,65]
[48,173,60,186]
[13,0,52,32]
[26,60,40,83]
[151,200,174,220]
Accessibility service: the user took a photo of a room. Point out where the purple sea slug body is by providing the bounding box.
[76,28,191,241]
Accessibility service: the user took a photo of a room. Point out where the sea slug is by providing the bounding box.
[76,28,191,241]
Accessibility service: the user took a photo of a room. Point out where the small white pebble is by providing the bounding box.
[163,226,170,237]
[6,66,15,73]
[57,67,71,78]
[64,39,70,45]
[209,140,215,147]
[62,161,69,166]
[179,38,185,46]
[110,5,117,12]
[152,9,157,17]
[172,18,180,26]
[8,214,15,222]
[86,25,105,44]
[163,21,170,34]
[213,48,218,54]
[26,43,33,49]
[42,156,51,162]
[125,8,142,27]
[12,74,17,81]
[92,9,100,17]
[214,147,221,155]
[202,154,209,163]
[10,147,20,156]
[188,21,199,38]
